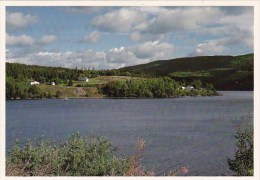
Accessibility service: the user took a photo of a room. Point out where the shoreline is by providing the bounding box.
[6,93,222,100]
[5,90,255,101]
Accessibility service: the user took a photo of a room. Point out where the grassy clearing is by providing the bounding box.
[92,76,143,84]
[37,84,103,98]
[169,71,211,78]
[73,76,142,87]
[38,84,78,98]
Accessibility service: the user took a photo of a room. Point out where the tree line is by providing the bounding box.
[102,77,216,98]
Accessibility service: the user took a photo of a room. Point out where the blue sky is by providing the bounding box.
[6,6,253,69]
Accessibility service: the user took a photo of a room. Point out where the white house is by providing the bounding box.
[51,82,55,86]
[186,85,194,91]
[78,77,89,82]
[179,86,186,90]
[30,81,40,85]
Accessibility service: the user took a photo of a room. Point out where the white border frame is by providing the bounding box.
[0,1,259,180]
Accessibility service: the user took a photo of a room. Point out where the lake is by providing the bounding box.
[6,91,253,176]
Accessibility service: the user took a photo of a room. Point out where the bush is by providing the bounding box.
[6,133,189,176]
[227,125,253,176]
[6,133,129,176]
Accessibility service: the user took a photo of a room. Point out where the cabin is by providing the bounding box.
[51,82,55,86]
[179,86,186,90]
[78,77,89,82]
[30,81,40,85]
[186,85,194,91]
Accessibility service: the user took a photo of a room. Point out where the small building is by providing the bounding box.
[78,77,89,82]
[179,86,186,90]
[30,81,40,85]
[186,85,194,91]
[51,82,55,86]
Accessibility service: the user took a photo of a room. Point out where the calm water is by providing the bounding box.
[6,91,253,176]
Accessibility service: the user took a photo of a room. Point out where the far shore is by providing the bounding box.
[6,92,225,101]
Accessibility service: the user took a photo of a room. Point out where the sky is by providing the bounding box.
[6,6,253,69]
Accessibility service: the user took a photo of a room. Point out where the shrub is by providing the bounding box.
[125,138,155,176]
[227,125,253,176]
[6,133,189,176]
[6,133,129,176]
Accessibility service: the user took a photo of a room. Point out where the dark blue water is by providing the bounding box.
[6,91,253,176]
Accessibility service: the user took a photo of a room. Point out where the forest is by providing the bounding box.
[102,78,216,98]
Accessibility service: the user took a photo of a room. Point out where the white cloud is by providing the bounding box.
[6,33,34,46]
[188,38,235,57]
[6,34,58,47]
[146,7,221,34]
[6,12,38,31]
[7,41,177,69]
[130,41,175,60]
[91,6,253,50]
[65,7,108,14]
[40,35,57,45]
[189,11,254,57]
[82,31,101,43]
[91,7,222,34]
[200,11,253,48]
[92,7,148,33]
[129,31,166,42]
[6,7,253,69]
[129,31,142,41]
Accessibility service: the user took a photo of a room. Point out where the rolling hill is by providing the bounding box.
[120,54,254,90]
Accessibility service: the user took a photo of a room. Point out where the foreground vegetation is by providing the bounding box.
[6,123,253,176]
[228,124,253,176]
[6,133,188,176]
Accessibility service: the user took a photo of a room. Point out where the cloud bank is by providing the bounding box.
[6,7,253,69]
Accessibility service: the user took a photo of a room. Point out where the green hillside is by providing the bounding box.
[5,53,253,99]
[120,54,254,90]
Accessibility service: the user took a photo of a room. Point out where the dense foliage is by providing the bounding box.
[6,133,188,176]
[102,77,217,98]
[6,77,51,99]
[6,133,129,176]
[6,63,122,82]
[227,125,253,176]
[6,63,118,99]
[6,63,80,83]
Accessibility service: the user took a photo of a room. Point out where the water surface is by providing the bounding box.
[6,91,253,175]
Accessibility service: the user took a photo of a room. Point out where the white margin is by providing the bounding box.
[0,1,259,180]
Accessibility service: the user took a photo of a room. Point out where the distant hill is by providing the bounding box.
[120,54,254,90]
